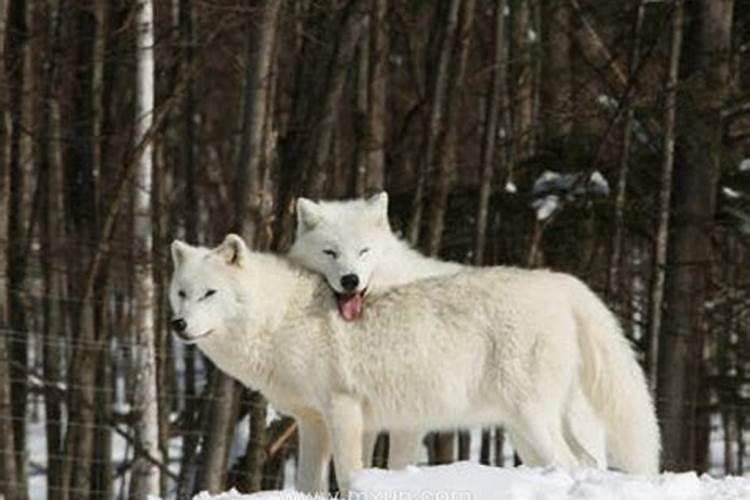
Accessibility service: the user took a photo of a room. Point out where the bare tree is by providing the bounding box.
[0,2,19,491]
[657,0,735,471]
[608,0,646,304]
[475,0,508,264]
[647,0,683,390]
[130,0,161,497]
[5,0,30,494]
[408,0,462,245]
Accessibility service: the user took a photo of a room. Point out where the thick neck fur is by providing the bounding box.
[196,252,322,392]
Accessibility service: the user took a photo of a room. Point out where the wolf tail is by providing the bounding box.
[569,277,660,474]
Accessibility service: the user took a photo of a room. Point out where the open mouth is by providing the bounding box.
[335,289,367,321]
[174,329,214,343]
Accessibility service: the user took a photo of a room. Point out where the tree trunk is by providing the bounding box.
[540,0,571,143]
[657,0,734,472]
[424,0,476,252]
[408,0,462,245]
[303,0,369,198]
[130,0,161,497]
[235,0,282,243]
[475,0,507,264]
[274,0,368,249]
[5,1,29,494]
[510,0,534,160]
[0,3,20,492]
[365,0,387,192]
[36,2,65,498]
[59,4,98,499]
[647,0,684,390]
[608,0,646,304]
[196,371,240,494]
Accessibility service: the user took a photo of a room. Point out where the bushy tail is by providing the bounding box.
[569,278,661,474]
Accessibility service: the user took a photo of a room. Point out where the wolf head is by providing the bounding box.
[169,234,249,343]
[288,192,392,320]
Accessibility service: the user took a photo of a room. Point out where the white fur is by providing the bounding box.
[288,194,606,471]
[289,193,463,295]
[170,235,660,494]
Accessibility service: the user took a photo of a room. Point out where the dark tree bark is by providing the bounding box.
[510,0,534,160]
[235,0,282,244]
[274,0,368,250]
[196,371,240,493]
[475,0,508,264]
[540,0,571,143]
[657,0,735,472]
[0,3,21,489]
[608,0,646,305]
[648,0,684,389]
[59,4,99,499]
[36,2,65,498]
[407,0,462,245]
[5,1,30,495]
[365,0,387,192]
[424,0,476,253]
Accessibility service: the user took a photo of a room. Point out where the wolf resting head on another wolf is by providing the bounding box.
[288,192,391,320]
[288,191,462,320]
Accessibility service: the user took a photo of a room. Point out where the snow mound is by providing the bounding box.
[191,463,750,500]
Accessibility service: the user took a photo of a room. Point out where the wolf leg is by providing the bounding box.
[388,430,423,469]
[296,413,331,493]
[327,394,364,494]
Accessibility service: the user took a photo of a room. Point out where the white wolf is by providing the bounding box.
[288,193,609,470]
[169,235,660,494]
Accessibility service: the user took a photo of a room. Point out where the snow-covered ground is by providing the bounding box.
[191,463,750,500]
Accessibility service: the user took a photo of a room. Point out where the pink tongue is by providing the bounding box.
[337,293,364,321]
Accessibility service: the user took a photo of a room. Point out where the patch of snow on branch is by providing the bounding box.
[531,170,610,220]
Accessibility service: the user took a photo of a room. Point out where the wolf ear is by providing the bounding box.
[366,191,389,227]
[296,197,323,233]
[214,233,248,267]
[171,240,191,267]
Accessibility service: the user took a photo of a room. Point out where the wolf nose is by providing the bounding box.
[171,318,187,333]
[340,274,359,292]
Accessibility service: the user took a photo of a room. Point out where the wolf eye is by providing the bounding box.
[323,249,338,259]
[178,290,186,298]
[203,289,216,299]
[359,247,370,256]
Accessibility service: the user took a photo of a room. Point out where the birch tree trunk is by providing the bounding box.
[130,0,161,497]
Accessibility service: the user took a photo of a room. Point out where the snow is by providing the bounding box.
[189,463,750,500]
[532,194,561,221]
[722,187,742,199]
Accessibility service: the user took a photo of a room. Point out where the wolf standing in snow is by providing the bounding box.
[169,234,660,494]
[288,193,614,469]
